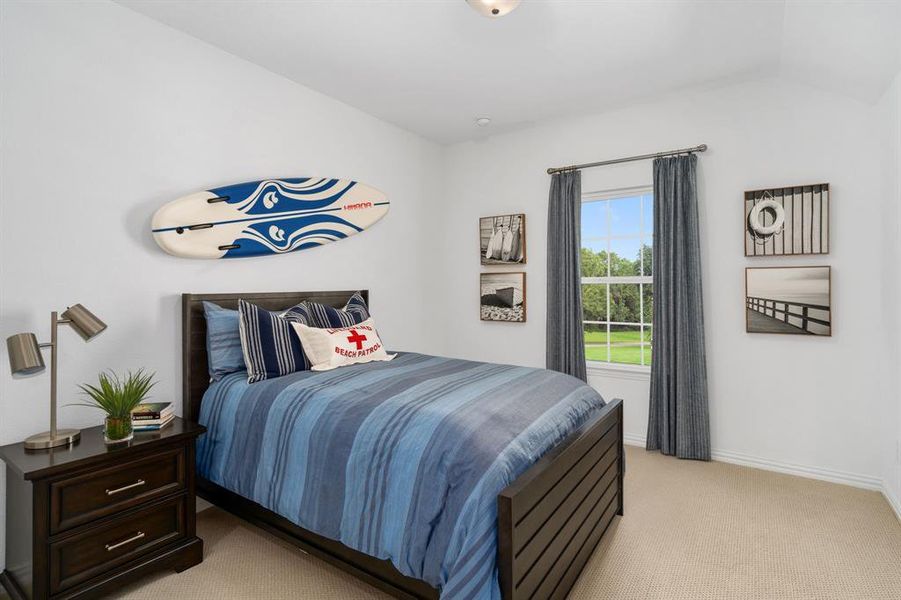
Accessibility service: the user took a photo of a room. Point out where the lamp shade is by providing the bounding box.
[61,304,107,340]
[7,333,45,375]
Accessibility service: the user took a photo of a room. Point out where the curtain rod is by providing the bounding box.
[546,144,708,175]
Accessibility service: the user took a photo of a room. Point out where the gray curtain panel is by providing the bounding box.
[647,154,710,460]
[546,170,587,382]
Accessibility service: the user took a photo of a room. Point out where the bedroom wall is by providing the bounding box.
[0,0,442,566]
[437,77,897,492]
[881,71,901,518]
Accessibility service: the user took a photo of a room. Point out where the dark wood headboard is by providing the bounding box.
[181,290,368,423]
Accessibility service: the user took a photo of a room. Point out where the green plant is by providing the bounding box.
[74,369,156,418]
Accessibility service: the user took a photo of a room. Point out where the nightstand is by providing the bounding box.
[0,418,205,600]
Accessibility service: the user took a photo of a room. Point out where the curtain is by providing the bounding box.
[546,170,587,382]
[647,154,710,460]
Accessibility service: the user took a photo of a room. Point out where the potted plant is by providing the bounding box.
[75,369,156,443]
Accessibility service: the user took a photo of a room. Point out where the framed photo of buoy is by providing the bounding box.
[744,183,829,256]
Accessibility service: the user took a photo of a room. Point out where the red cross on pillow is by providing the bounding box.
[291,317,395,371]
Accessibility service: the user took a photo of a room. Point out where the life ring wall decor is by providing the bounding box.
[743,183,829,256]
[747,194,785,241]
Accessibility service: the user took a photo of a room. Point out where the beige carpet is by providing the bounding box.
[100,447,901,598]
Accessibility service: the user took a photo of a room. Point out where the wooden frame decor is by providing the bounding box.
[480,272,526,322]
[182,291,623,599]
[481,214,526,265]
[744,183,829,256]
[745,266,832,336]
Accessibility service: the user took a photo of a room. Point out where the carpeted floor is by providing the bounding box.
[66,447,901,598]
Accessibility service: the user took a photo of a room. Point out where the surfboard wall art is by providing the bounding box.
[151,177,389,259]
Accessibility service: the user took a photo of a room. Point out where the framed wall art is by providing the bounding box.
[745,266,831,336]
[480,272,526,322]
[744,183,829,256]
[480,214,526,265]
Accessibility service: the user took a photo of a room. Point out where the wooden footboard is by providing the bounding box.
[498,398,624,600]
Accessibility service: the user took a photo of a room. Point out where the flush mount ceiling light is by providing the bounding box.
[475,117,492,127]
[466,0,521,19]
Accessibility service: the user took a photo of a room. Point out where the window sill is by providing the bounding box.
[586,361,651,381]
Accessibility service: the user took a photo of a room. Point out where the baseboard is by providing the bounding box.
[622,433,883,491]
[883,484,901,523]
[623,433,646,447]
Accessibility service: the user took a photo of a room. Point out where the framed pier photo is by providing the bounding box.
[745,266,831,336]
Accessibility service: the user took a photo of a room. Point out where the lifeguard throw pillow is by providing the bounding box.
[291,318,395,372]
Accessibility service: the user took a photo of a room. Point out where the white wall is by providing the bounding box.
[879,72,901,517]
[438,77,897,489]
[0,0,442,566]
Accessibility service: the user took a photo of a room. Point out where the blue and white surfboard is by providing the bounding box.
[151,177,389,259]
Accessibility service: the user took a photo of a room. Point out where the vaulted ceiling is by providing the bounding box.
[119,0,901,144]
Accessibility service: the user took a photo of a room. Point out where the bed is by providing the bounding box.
[183,290,624,599]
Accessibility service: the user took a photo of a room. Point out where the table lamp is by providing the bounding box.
[6,304,107,450]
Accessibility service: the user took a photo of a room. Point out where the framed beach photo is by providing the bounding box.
[480,272,526,322]
[480,214,526,265]
[745,266,831,336]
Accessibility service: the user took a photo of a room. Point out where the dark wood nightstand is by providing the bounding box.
[0,418,205,600]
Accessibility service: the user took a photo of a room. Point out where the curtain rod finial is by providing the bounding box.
[697,144,708,152]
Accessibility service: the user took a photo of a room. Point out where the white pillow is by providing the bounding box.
[291,317,395,372]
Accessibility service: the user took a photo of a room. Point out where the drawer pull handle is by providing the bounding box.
[105,479,146,496]
[105,531,145,552]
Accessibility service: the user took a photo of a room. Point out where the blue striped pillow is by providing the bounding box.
[238,300,314,383]
[202,302,245,380]
[305,292,371,328]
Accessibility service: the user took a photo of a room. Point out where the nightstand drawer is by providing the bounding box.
[50,495,187,594]
[51,446,185,533]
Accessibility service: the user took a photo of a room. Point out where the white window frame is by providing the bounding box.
[581,185,653,374]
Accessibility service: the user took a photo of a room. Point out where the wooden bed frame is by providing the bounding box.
[183,290,624,599]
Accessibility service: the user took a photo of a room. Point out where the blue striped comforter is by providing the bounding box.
[197,353,605,599]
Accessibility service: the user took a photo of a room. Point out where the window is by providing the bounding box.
[581,187,653,368]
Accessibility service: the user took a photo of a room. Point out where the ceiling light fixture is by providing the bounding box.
[475,117,492,127]
[466,0,521,19]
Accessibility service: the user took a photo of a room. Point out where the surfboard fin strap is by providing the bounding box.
[207,196,230,203]
[188,223,213,230]
[218,244,240,251]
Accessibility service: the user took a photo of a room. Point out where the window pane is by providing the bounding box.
[609,325,642,365]
[642,344,653,366]
[581,200,608,238]
[642,194,654,234]
[610,196,642,235]
[642,327,652,366]
[584,323,608,362]
[580,246,608,277]
[641,239,653,276]
[609,238,641,276]
[581,284,607,321]
[609,284,641,323]
[642,283,653,323]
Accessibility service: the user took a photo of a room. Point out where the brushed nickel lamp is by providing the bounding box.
[6,304,107,450]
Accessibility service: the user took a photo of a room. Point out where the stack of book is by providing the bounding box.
[131,402,174,432]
